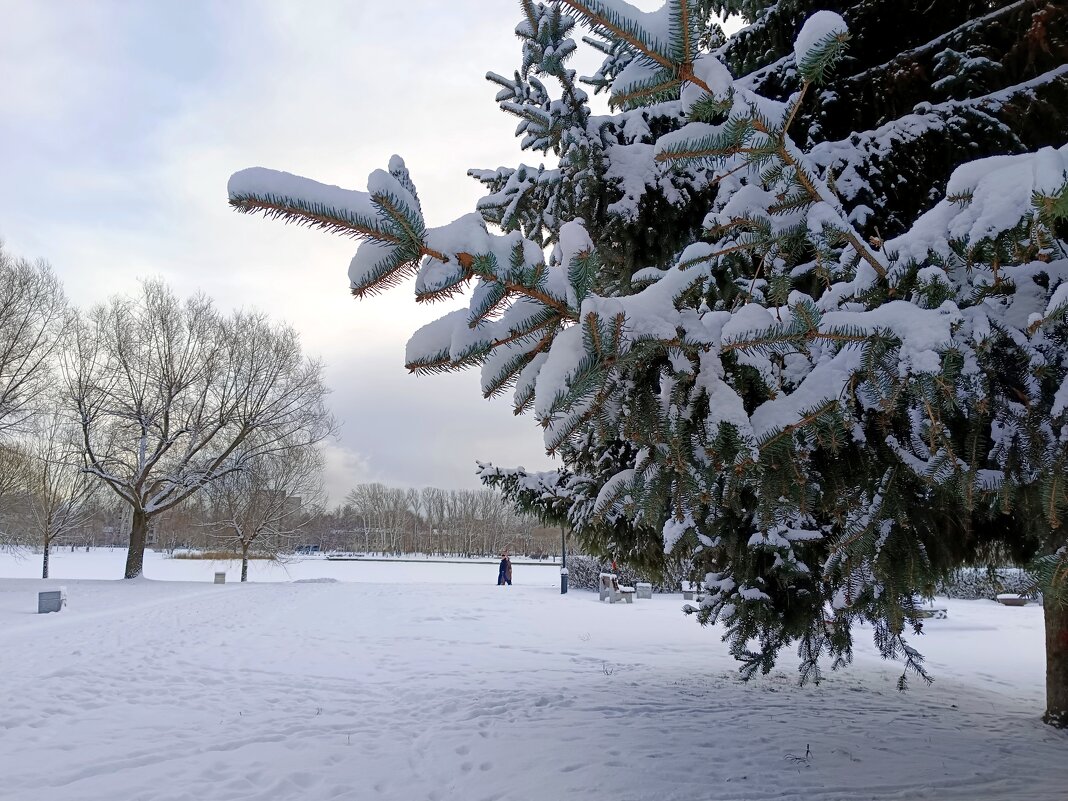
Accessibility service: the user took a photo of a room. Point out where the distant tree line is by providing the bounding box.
[2,478,562,562]
[328,483,558,558]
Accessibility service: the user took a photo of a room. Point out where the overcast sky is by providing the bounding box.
[0,0,678,503]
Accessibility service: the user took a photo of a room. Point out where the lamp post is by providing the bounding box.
[560,525,568,594]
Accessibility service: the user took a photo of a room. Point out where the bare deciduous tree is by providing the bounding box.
[25,404,98,578]
[0,441,33,550]
[205,442,326,581]
[344,483,421,555]
[0,245,69,436]
[66,280,336,578]
[419,486,447,555]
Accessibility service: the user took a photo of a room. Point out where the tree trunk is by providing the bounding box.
[124,508,149,579]
[241,543,249,583]
[1044,592,1068,728]
[42,538,50,579]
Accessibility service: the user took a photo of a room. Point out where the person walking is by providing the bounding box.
[497,552,512,586]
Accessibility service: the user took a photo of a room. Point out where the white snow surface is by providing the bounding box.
[228,168,377,221]
[889,143,1068,264]
[680,54,734,114]
[1,549,1066,801]
[793,11,849,67]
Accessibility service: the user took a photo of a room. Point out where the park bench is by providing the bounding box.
[916,607,948,619]
[599,573,635,604]
[914,597,948,619]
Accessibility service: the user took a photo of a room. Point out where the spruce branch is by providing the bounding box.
[610,72,685,109]
[754,399,843,457]
[557,0,677,71]
[677,0,691,62]
[781,82,810,141]
[483,273,577,320]
[751,118,889,280]
[229,194,401,246]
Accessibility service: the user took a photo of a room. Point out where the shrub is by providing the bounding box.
[937,568,1037,600]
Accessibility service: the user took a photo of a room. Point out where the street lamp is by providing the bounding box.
[560,525,568,594]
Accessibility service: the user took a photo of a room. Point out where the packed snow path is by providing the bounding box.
[1,561,1065,800]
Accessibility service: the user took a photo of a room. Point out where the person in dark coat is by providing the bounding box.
[497,552,512,586]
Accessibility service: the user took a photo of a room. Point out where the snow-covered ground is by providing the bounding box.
[1,551,1065,801]
[0,548,562,585]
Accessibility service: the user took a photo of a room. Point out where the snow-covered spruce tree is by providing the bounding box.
[228,2,1068,724]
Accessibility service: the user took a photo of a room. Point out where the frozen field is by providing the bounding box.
[1,551,1065,801]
